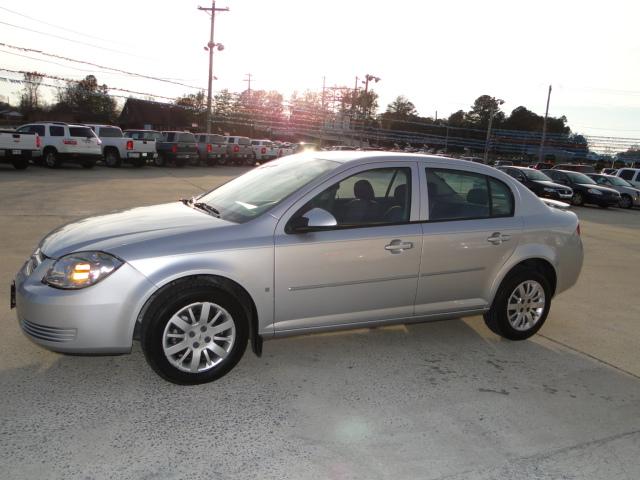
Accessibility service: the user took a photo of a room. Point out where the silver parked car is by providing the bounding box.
[12,153,583,384]
[586,173,640,209]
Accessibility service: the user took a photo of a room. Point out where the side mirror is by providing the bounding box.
[288,208,337,233]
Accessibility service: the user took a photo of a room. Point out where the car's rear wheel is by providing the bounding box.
[154,154,166,167]
[104,149,121,168]
[12,158,29,170]
[44,149,59,168]
[619,194,633,209]
[141,278,248,385]
[571,191,584,206]
[484,267,551,340]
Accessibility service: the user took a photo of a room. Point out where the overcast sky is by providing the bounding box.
[1,0,639,138]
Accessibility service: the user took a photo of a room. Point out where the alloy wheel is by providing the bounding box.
[162,301,236,373]
[506,280,546,331]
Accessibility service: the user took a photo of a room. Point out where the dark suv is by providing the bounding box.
[155,131,198,167]
[542,169,620,207]
[552,163,595,174]
[499,166,573,201]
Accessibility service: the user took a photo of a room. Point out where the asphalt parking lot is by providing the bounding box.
[1,164,639,480]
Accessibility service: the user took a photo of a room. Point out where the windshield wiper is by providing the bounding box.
[192,202,221,217]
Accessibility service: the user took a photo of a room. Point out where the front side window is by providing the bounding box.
[427,168,513,221]
[294,167,412,228]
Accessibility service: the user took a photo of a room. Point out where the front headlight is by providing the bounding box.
[587,188,602,195]
[543,187,555,193]
[43,251,123,289]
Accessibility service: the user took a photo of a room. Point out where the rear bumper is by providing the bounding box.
[0,149,41,160]
[126,151,157,160]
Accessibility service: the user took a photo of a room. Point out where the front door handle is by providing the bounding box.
[487,232,511,245]
[385,239,413,254]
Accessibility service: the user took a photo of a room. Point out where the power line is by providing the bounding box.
[0,5,130,47]
[0,42,205,91]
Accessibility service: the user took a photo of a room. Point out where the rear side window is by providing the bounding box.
[49,126,64,137]
[98,127,123,138]
[69,127,94,138]
[426,168,513,221]
[619,170,635,180]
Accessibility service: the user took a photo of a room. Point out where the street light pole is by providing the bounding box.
[538,85,552,163]
[199,1,228,134]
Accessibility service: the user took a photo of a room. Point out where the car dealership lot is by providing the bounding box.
[1,166,639,480]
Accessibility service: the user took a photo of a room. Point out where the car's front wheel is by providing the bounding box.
[619,194,633,209]
[483,267,551,340]
[141,278,248,384]
[571,191,584,206]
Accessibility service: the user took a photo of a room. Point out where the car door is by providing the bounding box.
[273,162,422,333]
[415,166,522,315]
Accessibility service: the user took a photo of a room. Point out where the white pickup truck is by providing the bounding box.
[0,129,41,169]
[250,139,277,163]
[88,125,157,167]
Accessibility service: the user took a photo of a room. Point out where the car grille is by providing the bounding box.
[20,319,77,343]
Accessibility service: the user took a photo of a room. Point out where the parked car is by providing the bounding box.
[291,142,318,154]
[587,174,640,209]
[12,153,583,385]
[15,122,101,168]
[499,166,573,201]
[155,131,198,167]
[615,168,640,189]
[532,162,554,170]
[88,124,156,168]
[0,128,41,169]
[542,169,620,207]
[493,160,513,167]
[273,141,295,157]
[224,136,253,165]
[600,168,618,175]
[124,129,163,142]
[552,163,595,174]
[250,139,277,163]
[196,133,226,166]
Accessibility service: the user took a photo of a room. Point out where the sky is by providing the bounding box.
[1,0,640,139]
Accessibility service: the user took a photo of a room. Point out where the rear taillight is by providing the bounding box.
[63,139,77,145]
[126,140,134,150]
[35,134,41,148]
[576,223,581,236]
[233,145,240,153]
[207,143,212,153]
[171,145,177,153]
[261,147,266,154]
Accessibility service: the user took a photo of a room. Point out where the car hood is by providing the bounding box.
[576,184,619,194]
[40,202,231,258]
[532,180,571,190]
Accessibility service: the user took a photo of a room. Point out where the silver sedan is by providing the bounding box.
[12,153,584,384]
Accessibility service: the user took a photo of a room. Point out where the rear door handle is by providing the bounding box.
[385,239,413,253]
[487,232,511,245]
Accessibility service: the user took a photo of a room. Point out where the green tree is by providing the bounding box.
[213,89,235,119]
[447,109,466,127]
[19,72,44,115]
[465,95,505,128]
[54,75,117,123]
[385,95,418,119]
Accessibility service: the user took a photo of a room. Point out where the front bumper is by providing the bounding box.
[13,258,157,354]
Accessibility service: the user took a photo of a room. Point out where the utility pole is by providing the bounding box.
[244,73,253,97]
[538,85,552,163]
[483,98,504,164]
[198,1,229,134]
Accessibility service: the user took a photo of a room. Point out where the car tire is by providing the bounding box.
[154,154,166,167]
[12,158,29,170]
[104,149,121,168]
[44,149,59,168]
[82,160,95,169]
[483,267,552,341]
[571,191,584,206]
[140,277,249,385]
[619,195,633,209]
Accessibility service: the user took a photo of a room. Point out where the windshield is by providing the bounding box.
[566,171,596,184]
[196,157,338,223]
[606,176,632,186]
[523,169,552,181]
